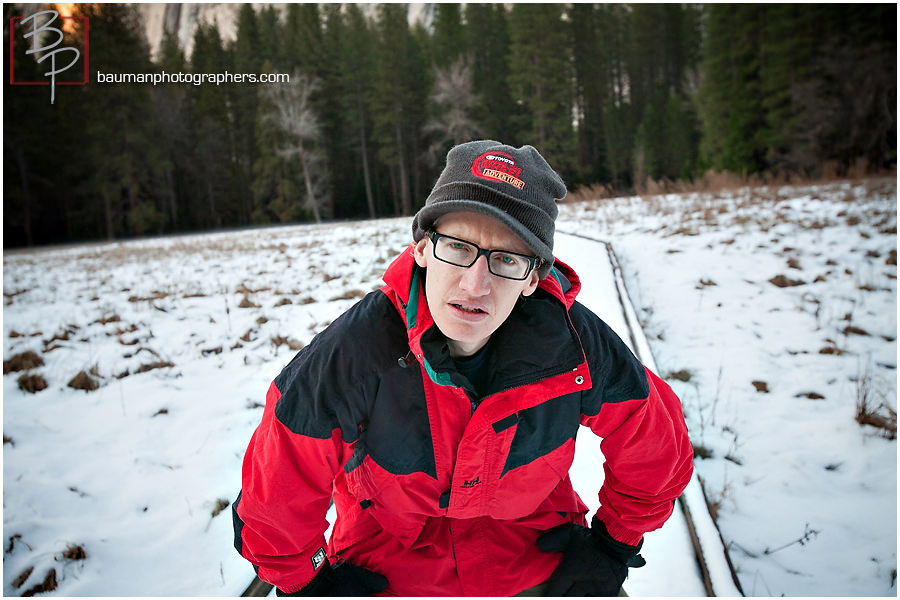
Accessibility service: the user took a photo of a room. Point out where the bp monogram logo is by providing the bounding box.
[10,9,89,104]
[471,151,526,190]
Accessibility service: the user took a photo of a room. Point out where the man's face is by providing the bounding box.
[414,211,541,357]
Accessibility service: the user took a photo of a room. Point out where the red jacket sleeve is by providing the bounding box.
[233,381,351,593]
[582,367,694,545]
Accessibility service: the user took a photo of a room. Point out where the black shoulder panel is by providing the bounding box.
[568,301,650,416]
[272,291,437,478]
[273,291,408,441]
[364,366,436,477]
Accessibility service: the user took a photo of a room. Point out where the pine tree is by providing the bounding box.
[282,4,323,76]
[596,4,634,188]
[463,4,516,143]
[371,4,428,216]
[230,4,264,224]
[570,4,609,186]
[256,6,282,69]
[151,31,190,231]
[630,4,702,183]
[783,5,896,172]
[507,4,575,180]
[74,4,166,238]
[187,22,233,228]
[4,4,62,245]
[697,4,767,174]
[338,4,379,219]
[432,4,465,69]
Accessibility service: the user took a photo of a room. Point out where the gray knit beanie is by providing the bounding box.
[412,140,567,279]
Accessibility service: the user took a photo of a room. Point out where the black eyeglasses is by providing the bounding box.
[427,231,541,281]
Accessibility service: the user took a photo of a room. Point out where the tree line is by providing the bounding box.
[4,3,896,247]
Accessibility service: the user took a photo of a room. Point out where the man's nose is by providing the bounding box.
[459,255,492,295]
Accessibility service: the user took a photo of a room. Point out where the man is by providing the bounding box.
[232,140,693,596]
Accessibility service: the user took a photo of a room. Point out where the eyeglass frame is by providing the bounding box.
[426,230,543,281]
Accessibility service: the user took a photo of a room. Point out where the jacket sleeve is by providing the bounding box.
[232,379,352,593]
[583,368,694,545]
[573,303,694,546]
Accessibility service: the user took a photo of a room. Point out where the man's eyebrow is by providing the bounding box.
[444,233,530,255]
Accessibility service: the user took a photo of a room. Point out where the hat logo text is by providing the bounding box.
[471,151,526,190]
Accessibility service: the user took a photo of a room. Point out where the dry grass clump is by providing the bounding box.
[68,371,99,391]
[665,369,693,382]
[330,289,366,301]
[110,323,138,336]
[128,291,169,303]
[43,325,79,347]
[211,498,230,518]
[769,274,806,288]
[4,288,29,305]
[134,361,175,374]
[271,335,304,351]
[819,342,845,355]
[857,402,897,439]
[238,295,260,308]
[236,283,270,295]
[93,313,122,325]
[18,373,48,393]
[12,565,34,589]
[3,350,44,373]
[855,367,897,440]
[752,381,770,393]
[693,444,714,459]
[21,567,57,596]
[842,325,870,337]
[60,543,87,561]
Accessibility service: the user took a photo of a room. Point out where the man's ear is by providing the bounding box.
[413,237,429,268]
[521,271,540,297]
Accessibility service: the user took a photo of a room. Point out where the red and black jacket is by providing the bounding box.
[233,245,693,596]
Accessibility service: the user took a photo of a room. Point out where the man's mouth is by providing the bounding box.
[451,303,486,314]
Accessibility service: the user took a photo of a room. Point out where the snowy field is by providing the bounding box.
[3,177,897,596]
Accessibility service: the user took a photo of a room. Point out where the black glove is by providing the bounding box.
[276,560,388,597]
[537,515,646,596]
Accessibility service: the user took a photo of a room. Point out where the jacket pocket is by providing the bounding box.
[329,499,385,557]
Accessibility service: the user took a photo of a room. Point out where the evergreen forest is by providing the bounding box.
[4,3,896,247]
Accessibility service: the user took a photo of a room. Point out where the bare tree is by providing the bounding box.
[263,71,326,223]
[425,58,484,165]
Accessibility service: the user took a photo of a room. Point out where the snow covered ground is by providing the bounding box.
[3,178,896,596]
